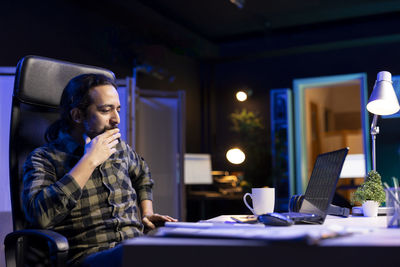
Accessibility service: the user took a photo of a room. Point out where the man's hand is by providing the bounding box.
[83,128,121,167]
[69,128,121,188]
[142,213,178,230]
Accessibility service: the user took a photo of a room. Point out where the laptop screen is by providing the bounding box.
[299,148,349,218]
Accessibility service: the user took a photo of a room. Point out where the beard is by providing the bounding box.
[84,125,118,139]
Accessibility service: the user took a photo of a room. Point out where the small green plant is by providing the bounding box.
[229,108,270,188]
[351,170,386,205]
[230,109,264,136]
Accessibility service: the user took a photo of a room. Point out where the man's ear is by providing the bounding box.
[70,108,84,124]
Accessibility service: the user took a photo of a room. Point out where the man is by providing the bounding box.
[22,73,176,265]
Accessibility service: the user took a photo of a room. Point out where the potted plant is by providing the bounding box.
[229,109,270,188]
[351,170,386,217]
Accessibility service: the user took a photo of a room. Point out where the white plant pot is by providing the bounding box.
[362,200,379,217]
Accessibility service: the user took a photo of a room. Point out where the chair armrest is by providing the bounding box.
[4,229,69,267]
[5,229,69,252]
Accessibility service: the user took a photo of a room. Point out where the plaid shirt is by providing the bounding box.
[22,131,154,263]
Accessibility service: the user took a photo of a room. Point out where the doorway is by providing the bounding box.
[293,73,370,195]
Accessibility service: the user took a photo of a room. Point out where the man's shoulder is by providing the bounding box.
[30,143,53,155]
[27,141,65,160]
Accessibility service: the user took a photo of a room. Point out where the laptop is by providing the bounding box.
[262,147,349,225]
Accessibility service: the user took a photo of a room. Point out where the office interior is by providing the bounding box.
[2,0,400,264]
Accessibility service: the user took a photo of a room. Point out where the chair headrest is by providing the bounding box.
[14,55,116,108]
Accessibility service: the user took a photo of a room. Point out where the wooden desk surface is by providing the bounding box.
[123,215,400,267]
[207,215,400,246]
[187,190,243,200]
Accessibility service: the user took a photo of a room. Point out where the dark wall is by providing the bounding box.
[135,47,203,152]
[1,1,127,72]
[208,14,400,185]
[0,1,215,153]
[2,1,400,183]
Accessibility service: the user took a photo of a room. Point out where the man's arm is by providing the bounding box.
[127,147,177,229]
[22,129,120,228]
[23,152,82,228]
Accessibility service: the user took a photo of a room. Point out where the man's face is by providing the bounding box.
[83,84,121,139]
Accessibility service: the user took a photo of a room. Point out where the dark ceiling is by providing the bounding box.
[135,0,400,43]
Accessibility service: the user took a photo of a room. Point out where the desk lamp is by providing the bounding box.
[366,71,400,171]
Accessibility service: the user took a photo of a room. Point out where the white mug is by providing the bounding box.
[243,188,275,215]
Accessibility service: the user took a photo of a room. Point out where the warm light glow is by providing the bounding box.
[367,99,400,115]
[226,148,245,164]
[236,91,247,102]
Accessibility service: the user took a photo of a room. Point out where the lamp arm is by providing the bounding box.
[370,114,379,135]
[370,114,379,171]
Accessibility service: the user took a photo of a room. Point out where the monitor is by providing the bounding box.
[184,154,213,185]
[339,153,366,178]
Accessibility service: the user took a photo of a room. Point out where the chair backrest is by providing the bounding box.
[9,55,115,230]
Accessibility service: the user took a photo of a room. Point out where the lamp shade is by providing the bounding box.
[366,71,400,115]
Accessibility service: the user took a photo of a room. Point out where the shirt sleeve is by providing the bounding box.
[127,145,154,203]
[22,148,82,229]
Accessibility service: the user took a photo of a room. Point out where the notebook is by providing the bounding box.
[279,147,349,224]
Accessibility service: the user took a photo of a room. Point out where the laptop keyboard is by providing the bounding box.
[281,212,316,219]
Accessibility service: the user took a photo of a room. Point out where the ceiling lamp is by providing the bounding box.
[236,91,248,102]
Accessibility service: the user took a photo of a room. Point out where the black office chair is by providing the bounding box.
[4,55,115,267]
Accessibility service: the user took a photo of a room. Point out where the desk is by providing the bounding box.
[122,216,400,267]
[187,191,247,221]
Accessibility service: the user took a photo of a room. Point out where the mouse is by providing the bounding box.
[257,213,294,226]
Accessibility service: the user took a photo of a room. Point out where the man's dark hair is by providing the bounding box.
[45,73,117,142]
